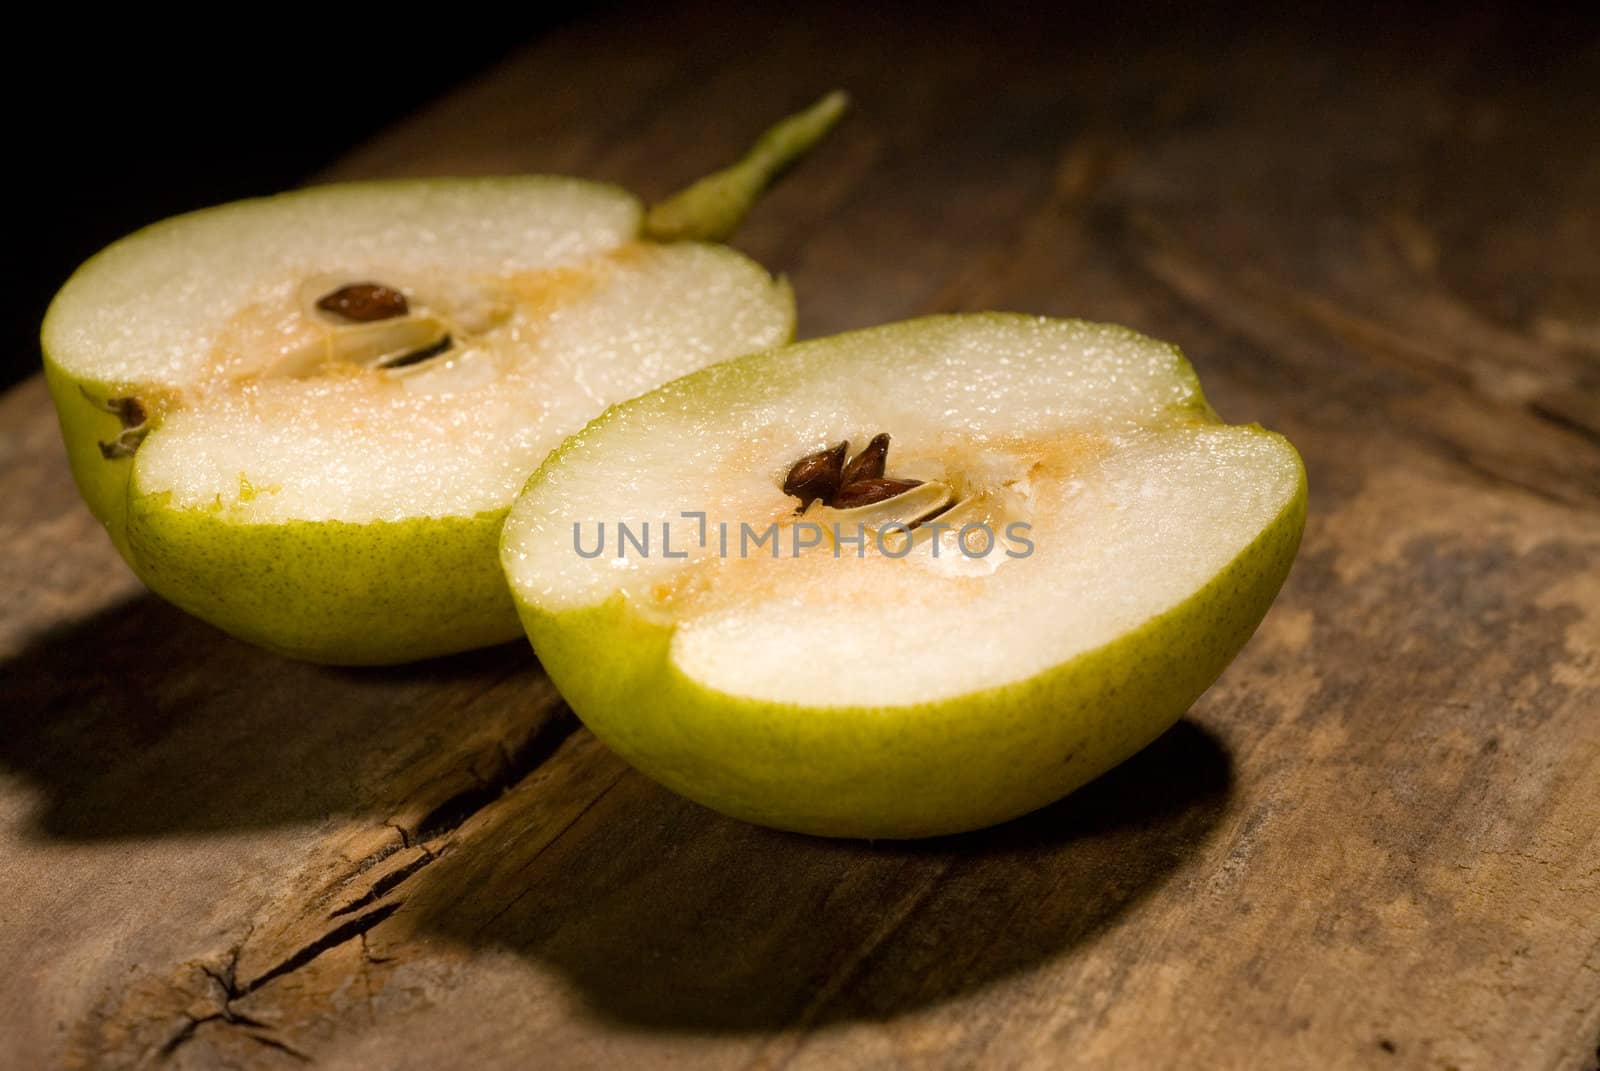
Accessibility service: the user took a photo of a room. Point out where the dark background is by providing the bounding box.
[9,9,591,392]
[10,4,1596,397]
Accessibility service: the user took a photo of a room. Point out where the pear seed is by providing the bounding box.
[782,440,848,510]
[840,432,890,486]
[316,283,409,323]
[832,477,923,509]
[111,397,145,428]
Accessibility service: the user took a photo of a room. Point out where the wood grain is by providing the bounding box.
[3,4,1598,1068]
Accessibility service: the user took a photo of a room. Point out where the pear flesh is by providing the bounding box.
[43,179,794,662]
[501,314,1306,838]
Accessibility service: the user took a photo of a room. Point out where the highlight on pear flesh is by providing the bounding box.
[502,315,1306,838]
[42,93,848,664]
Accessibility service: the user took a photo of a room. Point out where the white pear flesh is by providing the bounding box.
[43,178,793,663]
[501,314,1306,838]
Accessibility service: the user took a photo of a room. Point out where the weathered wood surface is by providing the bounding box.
[3,4,1598,1068]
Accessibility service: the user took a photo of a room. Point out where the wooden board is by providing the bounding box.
[3,4,1598,1068]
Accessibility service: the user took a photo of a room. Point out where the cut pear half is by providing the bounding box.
[41,95,852,663]
[502,314,1306,838]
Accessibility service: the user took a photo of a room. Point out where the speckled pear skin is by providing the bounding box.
[126,499,519,664]
[42,359,138,558]
[512,464,1305,839]
[44,347,519,664]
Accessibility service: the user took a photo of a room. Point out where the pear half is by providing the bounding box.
[501,314,1306,838]
[44,95,848,664]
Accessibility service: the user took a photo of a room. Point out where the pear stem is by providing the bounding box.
[644,90,850,243]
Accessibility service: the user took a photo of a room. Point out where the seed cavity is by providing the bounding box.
[82,388,151,460]
[911,499,955,529]
[316,282,410,323]
[783,433,925,512]
[97,428,148,460]
[378,334,454,370]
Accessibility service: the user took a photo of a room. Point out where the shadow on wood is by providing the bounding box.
[3,590,1235,1045]
[399,719,1233,1032]
[0,593,547,839]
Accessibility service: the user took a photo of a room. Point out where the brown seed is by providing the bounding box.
[115,397,146,425]
[782,440,848,510]
[109,396,146,429]
[80,387,148,428]
[316,283,410,323]
[832,477,923,509]
[840,432,890,486]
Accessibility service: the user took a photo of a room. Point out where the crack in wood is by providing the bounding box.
[344,839,406,879]
[407,708,581,845]
[158,1010,314,1065]
[244,1032,314,1064]
[1529,398,1600,449]
[156,928,321,1063]
[241,903,402,997]
[157,1015,207,1060]
[748,862,958,1071]
[198,948,242,1004]
[1414,428,1592,509]
[159,1006,276,1061]
[1122,211,1600,509]
[142,713,585,1064]
[329,848,437,919]
[472,768,628,939]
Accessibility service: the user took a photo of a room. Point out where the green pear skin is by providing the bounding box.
[513,488,1302,838]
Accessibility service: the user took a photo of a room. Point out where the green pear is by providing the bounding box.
[43,93,847,664]
[501,314,1306,838]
